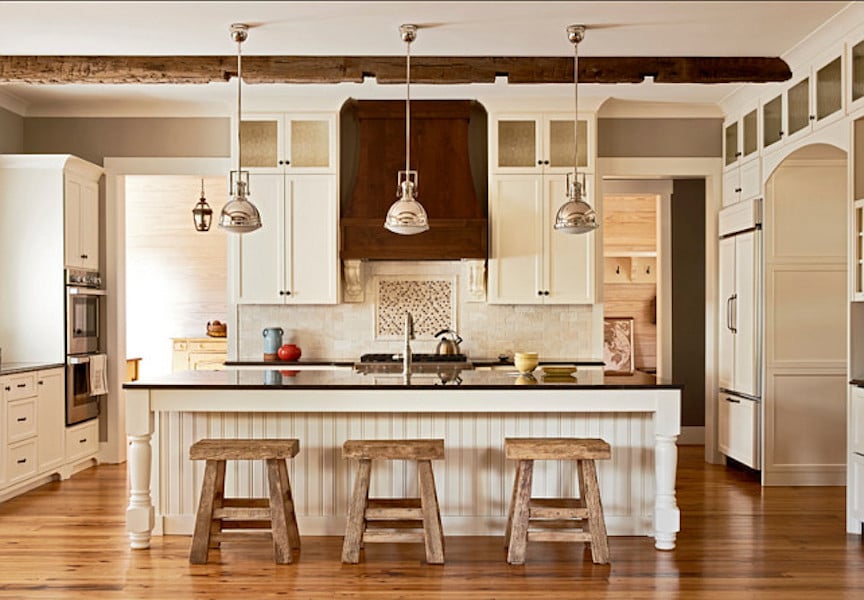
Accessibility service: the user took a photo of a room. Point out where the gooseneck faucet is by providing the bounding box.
[403,311,414,376]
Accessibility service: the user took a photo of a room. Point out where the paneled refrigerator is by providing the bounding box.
[717,197,762,470]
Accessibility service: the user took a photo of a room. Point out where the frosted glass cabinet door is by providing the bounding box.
[240,115,282,171]
[491,115,591,174]
[816,56,842,122]
[546,119,589,171]
[240,114,336,174]
[494,118,540,172]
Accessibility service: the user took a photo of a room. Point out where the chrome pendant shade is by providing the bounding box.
[219,23,262,234]
[192,178,213,232]
[553,25,599,235]
[384,24,429,235]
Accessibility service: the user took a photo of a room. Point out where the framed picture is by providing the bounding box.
[603,317,635,375]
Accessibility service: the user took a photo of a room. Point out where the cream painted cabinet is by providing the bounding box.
[488,173,595,304]
[172,338,227,372]
[784,45,845,146]
[36,368,65,473]
[718,391,760,469]
[64,173,100,270]
[490,113,593,174]
[238,113,337,175]
[850,387,864,532]
[234,173,338,305]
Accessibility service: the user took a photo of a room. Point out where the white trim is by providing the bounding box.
[101,157,230,464]
[0,88,28,116]
[597,157,723,465]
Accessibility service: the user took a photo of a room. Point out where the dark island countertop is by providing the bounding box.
[0,362,65,377]
[124,366,678,390]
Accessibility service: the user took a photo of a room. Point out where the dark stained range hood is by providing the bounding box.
[340,99,488,260]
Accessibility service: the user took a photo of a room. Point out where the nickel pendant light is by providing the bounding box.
[384,24,429,235]
[553,24,599,235]
[218,23,262,234]
[192,178,213,232]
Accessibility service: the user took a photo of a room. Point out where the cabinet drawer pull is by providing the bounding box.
[38,380,44,385]
[856,452,864,458]
[17,417,27,422]
[17,383,27,388]
[17,458,27,464]
[4,386,10,391]
[79,438,88,444]
[724,396,741,403]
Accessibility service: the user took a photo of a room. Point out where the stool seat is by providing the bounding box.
[504,437,611,566]
[341,438,445,565]
[189,438,301,565]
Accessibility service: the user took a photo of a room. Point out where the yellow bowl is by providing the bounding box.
[514,352,539,374]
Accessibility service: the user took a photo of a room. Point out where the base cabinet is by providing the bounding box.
[1,367,99,503]
[718,392,760,470]
[850,386,864,532]
[172,338,227,372]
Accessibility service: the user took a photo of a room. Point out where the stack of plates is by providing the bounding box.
[540,365,577,382]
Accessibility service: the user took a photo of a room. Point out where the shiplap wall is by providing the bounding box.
[125,175,228,377]
[154,411,655,536]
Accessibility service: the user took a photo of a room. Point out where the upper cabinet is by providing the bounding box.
[723,104,762,206]
[490,113,594,175]
[784,45,845,146]
[64,173,100,270]
[847,31,864,115]
[238,113,337,174]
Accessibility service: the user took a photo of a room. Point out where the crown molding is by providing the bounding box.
[0,88,28,115]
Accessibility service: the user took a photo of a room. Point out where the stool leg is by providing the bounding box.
[209,460,226,549]
[417,459,445,565]
[266,459,293,564]
[342,458,371,564]
[506,459,534,565]
[579,459,610,564]
[504,458,522,549]
[190,459,221,564]
[277,459,301,550]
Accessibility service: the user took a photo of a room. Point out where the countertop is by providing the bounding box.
[124,367,677,390]
[224,358,605,368]
[0,361,65,376]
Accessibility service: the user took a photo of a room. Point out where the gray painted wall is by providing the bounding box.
[23,117,229,165]
[598,118,722,158]
[0,106,24,153]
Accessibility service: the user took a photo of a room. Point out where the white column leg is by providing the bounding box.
[126,432,154,548]
[654,433,680,550]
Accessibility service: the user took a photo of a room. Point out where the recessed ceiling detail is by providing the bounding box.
[0,55,791,85]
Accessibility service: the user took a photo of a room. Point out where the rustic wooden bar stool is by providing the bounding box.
[188,438,301,565]
[341,439,445,565]
[504,437,611,565]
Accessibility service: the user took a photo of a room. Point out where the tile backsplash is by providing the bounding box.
[237,261,597,360]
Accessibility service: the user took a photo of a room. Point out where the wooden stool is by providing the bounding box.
[504,437,611,565]
[188,438,301,565]
[341,439,445,565]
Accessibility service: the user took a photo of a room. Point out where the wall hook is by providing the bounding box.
[615,265,620,275]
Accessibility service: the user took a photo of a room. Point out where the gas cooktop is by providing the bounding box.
[360,353,468,363]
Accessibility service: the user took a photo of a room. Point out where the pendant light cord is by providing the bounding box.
[405,34,411,175]
[573,33,579,177]
[236,34,243,179]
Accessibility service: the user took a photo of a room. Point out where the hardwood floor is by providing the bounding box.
[0,446,862,599]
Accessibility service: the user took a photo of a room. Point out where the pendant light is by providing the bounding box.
[218,23,262,234]
[192,178,213,232]
[554,25,599,235]
[384,24,429,235]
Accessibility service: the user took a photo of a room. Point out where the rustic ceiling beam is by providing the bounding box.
[0,56,791,85]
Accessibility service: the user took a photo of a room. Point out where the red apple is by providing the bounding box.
[277,344,302,362]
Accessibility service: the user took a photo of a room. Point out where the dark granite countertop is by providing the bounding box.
[471,357,605,367]
[124,367,678,390]
[225,360,354,367]
[0,362,65,377]
[850,379,864,387]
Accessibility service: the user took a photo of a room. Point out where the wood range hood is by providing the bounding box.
[340,99,488,261]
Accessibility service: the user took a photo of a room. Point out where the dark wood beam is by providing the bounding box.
[0,56,791,85]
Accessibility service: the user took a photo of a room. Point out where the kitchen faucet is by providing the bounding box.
[403,311,414,376]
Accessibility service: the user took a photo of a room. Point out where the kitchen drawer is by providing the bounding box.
[718,393,760,469]
[173,341,188,351]
[6,439,37,483]
[3,373,36,401]
[7,399,37,443]
[188,341,226,352]
[65,420,98,462]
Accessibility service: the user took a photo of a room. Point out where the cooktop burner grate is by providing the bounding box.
[360,353,468,363]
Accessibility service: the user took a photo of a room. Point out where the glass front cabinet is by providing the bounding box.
[490,113,594,174]
[237,113,337,174]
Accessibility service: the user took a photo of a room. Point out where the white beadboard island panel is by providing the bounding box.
[125,369,680,551]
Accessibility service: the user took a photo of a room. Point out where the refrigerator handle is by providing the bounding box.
[726,295,734,332]
[730,293,738,334]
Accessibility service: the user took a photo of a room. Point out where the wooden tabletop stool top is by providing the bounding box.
[505,437,611,461]
[189,438,300,461]
[343,439,445,461]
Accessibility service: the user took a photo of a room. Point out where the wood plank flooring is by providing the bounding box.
[0,446,862,599]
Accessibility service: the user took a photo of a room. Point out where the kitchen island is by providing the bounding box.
[124,368,681,551]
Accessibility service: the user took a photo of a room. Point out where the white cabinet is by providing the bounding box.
[718,392,760,469]
[784,45,845,146]
[238,113,337,174]
[722,159,761,207]
[847,32,864,115]
[718,231,759,397]
[64,173,100,270]
[234,173,338,304]
[723,105,759,169]
[488,174,595,304]
[65,420,99,464]
[490,113,594,174]
[36,368,65,472]
[172,338,227,372]
[850,387,864,532]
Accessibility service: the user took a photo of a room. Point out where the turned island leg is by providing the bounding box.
[126,389,155,549]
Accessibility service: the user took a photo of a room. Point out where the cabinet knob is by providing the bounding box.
[38,380,44,385]
[544,290,550,296]
[285,290,292,296]
[809,115,815,121]
[279,291,284,295]
[537,160,543,165]
[278,160,284,165]
[4,386,10,391]
[779,131,784,136]
[81,254,88,259]
[543,160,549,165]
[537,290,543,296]
[735,151,742,157]
[734,188,742,193]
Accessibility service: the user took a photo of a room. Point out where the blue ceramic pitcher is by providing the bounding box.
[262,327,284,355]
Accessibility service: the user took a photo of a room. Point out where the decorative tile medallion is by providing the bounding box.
[375,277,455,339]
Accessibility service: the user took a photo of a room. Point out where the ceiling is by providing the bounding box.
[0,1,854,116]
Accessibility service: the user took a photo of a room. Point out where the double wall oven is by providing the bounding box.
[65,268,105,426]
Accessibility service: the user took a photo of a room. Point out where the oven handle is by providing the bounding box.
[68,355,91,365]
[67,287,106,296]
